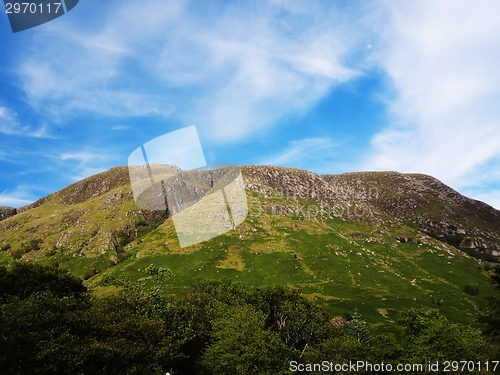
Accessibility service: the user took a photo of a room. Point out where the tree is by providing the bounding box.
[252,286,333,352]
[201,305,290,375]
[0,292,91,374]
[398,308,493,363]
[0,263,86,303]
[346,308,372,345]
[480,266,500,345]
[102,263,173,299]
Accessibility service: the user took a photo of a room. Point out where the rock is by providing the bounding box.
[0,206,17,221]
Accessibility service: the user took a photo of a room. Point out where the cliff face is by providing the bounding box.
[0,207,17,222]
[323,172,500,257]
[0,166,499,261]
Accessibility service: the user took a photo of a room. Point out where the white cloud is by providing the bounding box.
[0,106,30,136]
[59,152,109,163]
[0,106,22,135]
[57,151,114,181]
[15,1,184,120]
[175,4,360,142]
[262,137,342,173]
[0,186,36,207]
[14,0,361,141]
[17,58,173,119]
[0,106,54,138]
[362,0,500,200]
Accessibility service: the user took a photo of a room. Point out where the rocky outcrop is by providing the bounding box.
[323,172,500,258]
[0,206,17,221]
[242,165,378,221]
[1,165,499,260]
[56,166,132,205]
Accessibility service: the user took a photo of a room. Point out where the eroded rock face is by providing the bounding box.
[242,165,378,222]
[0,206,17,222]
[136,167,242,214]
[0,165,499,261]
[57,166,132,205]
[323,172,500,257]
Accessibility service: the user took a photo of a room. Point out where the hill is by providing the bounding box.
[0,165,499,326]
[323,172,500,259]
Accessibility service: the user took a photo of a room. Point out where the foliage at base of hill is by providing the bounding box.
[480,267,500,343]
[0,263,498,374]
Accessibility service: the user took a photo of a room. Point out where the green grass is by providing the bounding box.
[2,188,496,332]
[77,205,496,330]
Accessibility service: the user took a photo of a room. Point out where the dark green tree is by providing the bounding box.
[252,286,333,353]
[0,263,86,303]
[201,305,290,375]
[0,292,91,374]
[399,308,493,363]
[480,266,500,343]
[346,308,372,345]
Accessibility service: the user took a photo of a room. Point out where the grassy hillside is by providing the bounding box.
[83,190,496,329]
[1,165,498,329]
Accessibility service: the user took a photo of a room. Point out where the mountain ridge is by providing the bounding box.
[1,165,499,260]
[1,164,499,326]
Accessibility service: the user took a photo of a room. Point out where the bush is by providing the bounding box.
[22,239,43,252]
[443,234,464,248]
[398,308,494,362]
[479,262,494,271]
[463,284,479,295]
[0,263,86,302]
[0,243,11,252]
[12,239,43,259]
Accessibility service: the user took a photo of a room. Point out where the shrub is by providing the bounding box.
[463,284,479,296]
[20,239,42,253]
[0,243,11,252]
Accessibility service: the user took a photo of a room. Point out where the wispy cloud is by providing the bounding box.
[14,0,362,141]
[362,0,500,196]
[0,186,37,207]
[177,8,359,142]
[57,151,115,181]
[262,137,343,173]
[59,151,109,163]
[0,106,23,135]
[0,106,55,138]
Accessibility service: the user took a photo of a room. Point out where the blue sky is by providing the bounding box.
[1,0,499,209]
